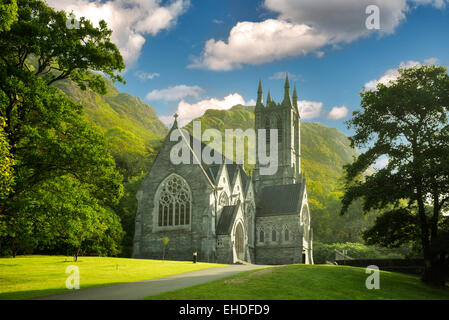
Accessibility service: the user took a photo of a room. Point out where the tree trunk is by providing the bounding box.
[12,242,16,258]
[74,247,80,262]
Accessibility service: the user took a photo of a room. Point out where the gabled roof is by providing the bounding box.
[186,134,250,189]
[257,181,306,217]
[160,126,252,196]
[216,201,241,235]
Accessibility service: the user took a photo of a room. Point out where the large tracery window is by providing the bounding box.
[157,175,191,228]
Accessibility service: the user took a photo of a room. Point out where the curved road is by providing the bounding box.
[34,264,267,300]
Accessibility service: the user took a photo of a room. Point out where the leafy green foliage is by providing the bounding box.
[113,174,146,257]
[0,0,17,32]
[363,208,420,248]
[0,0,126,258]
[342,65,449,285]
[53,78,167,180]
[313,241,406,264]
[0,117,14,200]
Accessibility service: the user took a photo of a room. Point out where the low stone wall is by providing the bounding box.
[335,259,424,275]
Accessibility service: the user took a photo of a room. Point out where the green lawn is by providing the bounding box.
[146,264,449,300]
[0,255,227,300]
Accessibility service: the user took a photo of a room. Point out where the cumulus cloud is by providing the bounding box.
[299,100,323,120]
[364,58,439,90]
[47,0,190,67]
[190,0,445,71]
[264,0,408,43]
[135,71,160,81]
[161,93,251,126]
[146,85,204,102]
[188,19,328,71]
[328,105,349,120]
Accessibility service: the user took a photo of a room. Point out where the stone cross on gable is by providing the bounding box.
[173,113,179,128]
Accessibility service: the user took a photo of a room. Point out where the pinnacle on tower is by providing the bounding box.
[284,73,290,90]
[266,90,272,106]
[292,85,299,113]
[257,79,263,107]
[282,73,292,107]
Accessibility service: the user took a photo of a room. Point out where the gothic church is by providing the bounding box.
[133,76,313,265]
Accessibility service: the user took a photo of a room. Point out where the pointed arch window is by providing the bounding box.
[272,229,277,242]
[284,228,289,242]
[219,192,229,207]
[157,175,191,228]
[259,230,265,243]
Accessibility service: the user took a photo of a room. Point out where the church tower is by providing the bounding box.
[254,75,301,197]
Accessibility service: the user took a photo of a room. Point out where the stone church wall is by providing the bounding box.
[255,215,303,265]
[216,235,233,264]
[134,136,216,262]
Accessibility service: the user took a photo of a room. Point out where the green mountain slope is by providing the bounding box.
[53,79,168,179]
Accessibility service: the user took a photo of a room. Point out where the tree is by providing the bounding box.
[0,0,125,257]
[341,65,449,285]
[0,117,14,200]
[0,0,17,32]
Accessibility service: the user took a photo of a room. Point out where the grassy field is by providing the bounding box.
[0,255,227,300]
[146,264,449,300]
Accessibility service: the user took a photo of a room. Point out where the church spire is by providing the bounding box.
[282,73,291,107]
[256,79,263,107]
[292,85,299,113]
[266,90,272,107]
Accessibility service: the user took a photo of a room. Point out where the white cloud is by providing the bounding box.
[188,19,328,71]
[135,71,160,81]
[146,85,204,102]
[161,93,251,126]
[264,0,408,43]
[373,156,389,170]
[190,0,446,71]
[364,58,439,90]
[299,100,323,120]
[246,99,257,106]
[410,0,447,9]
[47,0,190,67]
[269,72,299,81]
[328,105,349,120]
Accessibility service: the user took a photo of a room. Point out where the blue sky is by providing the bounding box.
[48,0,449,137]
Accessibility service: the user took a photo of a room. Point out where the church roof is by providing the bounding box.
[257,182,305,217]
[186,135,250,190]
[216,201,240,235]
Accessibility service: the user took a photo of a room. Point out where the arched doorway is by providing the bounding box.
[235,223,245,261]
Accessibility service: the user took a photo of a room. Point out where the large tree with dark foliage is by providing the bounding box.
[341,65,449,285]
[0,0,126,258]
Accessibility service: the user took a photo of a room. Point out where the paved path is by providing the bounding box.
[35,264,267,300]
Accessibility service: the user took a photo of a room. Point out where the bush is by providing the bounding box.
[313,242,405,264]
